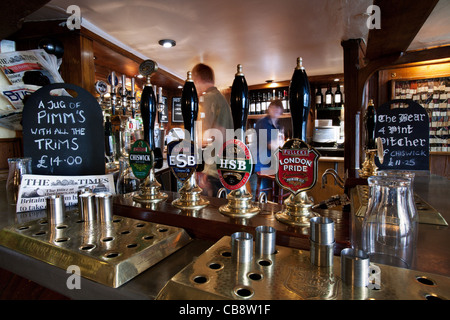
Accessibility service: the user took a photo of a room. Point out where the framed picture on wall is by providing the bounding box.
[172,97,183,122]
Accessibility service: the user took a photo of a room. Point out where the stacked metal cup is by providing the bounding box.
[309,216,335,267]
[340,248,370,288]
[255,225,276,256]
[78,190,113,223]
[46,194,66,225]
[231,232,253,264]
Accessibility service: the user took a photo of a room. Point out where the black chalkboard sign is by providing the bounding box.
[172,97,183,122]
[22,83,105,175]
[375,99,429,170]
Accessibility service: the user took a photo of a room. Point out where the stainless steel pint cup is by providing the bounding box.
[255,225,276,255]
[231,232,253,264]
[96,192,113,223]
[340,248,370,287]
[310,240,334,267]
[46,194,65,225]
[310,216,335,267]
[310,216,334,244]
[79,192,96,221]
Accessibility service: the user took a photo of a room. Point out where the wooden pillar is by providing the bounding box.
[341,39,365,181]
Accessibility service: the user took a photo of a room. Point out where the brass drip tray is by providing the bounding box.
[354,185,447,226]
[0,211,191,288]
[157,236,450,300]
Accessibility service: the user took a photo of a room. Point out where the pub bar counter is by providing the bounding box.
[0,172,450,300]
[1,0,450,301]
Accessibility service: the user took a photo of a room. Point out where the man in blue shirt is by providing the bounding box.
[250,99,284,200]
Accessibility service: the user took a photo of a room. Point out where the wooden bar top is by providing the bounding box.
[113,191,351,254]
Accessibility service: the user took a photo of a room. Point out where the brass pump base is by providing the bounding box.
[172,175,209,210]
[275,191,317,226]
[358,150,378,178]
[219,186,260,218]
[133,169,168,204]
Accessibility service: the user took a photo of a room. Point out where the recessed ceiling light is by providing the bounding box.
[158,39,176,48]
[334,78,340,82]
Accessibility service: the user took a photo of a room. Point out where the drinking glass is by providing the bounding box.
[362,176,415,269]
[377,170,418,225]
[116,157,140,194]
[6,157,32,206]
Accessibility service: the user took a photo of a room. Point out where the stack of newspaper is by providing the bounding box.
[0,49,64,130]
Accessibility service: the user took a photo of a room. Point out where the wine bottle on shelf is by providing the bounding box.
[249,93,256,115]
[334,83,342,108]
[230,64,249,139]
[288,57,311,141]
[260,92,266,114]
[325,84,333,108]
[283,90,289,113]
[256,92,262,114]
[315,87,323,109]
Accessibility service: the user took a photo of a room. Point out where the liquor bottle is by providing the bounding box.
[283,90,289,113]
[315,87,323,109]
[334,83,342,108]
[288,57,311,141]
[104,116,115,164]
[325,84,333,108]
[181,71,198,140]
[256,92,262,114]
[260,92,266,114]
[249,93,256,115]
[364,99,376,150]
[230,64,249,138]
[140,75,163,168]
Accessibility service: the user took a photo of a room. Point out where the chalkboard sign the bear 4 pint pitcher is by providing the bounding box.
[375,99,429,171]
[22,83,106,176]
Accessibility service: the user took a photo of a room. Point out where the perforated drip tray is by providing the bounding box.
[354,185,448,226]
[0,212,191,288]
[157,236,450,300]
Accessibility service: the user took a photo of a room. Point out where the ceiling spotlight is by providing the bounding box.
[158,39,176,48]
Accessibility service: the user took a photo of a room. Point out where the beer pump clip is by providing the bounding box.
[274,139,320,226]
[94,80,108,110]
[131,60,167,204]
[217,64,260,218]
[170,71,209,210]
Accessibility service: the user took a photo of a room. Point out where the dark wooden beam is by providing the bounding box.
[0,0,50,39]
[387,45,450,67]
[365,0,440,61]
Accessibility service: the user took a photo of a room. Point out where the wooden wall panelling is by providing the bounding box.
[0,138,23,171]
